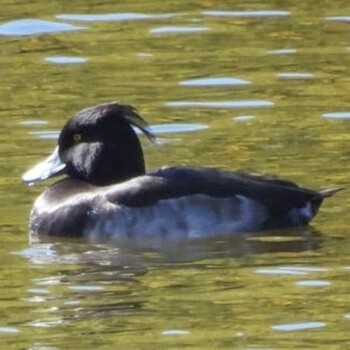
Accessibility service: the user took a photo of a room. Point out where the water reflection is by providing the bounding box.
[202,10,290,18]
[0,327,20,334]
[56,13,175,22]
[272,322,326,331]
[325,16,350,22]
[322,112,350,120]
[166,100,274,108]
[296,280,331,287]
[20,227,323,266]
[45,57,87,64]
[267,49,297,55]
[233,115,255,123]
[150,26,210,34]
[0,19,85,36]
[277,72,314,79]
[1,0,349,347]
[179,77,251,87]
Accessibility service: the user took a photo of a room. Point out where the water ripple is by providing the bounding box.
[0,327,20,334]
[277,72,313,79]
[20,120,48,126]
[45,56,87,64]
[57,13,174,22]
[233,115,255,122]
[0,19,85,36]
[162,329,190,336]
[166,100,274,108]
[322,112,350,120]
[69,285,105,292]
[325,16,350,22]
[202,10,290,18]
[296,280,331,287]
[179,77,251,87]
[267,48,297,55]
[255,268,307,276]
[151,123,209,134]
[150,26,209,34]
[272,322,326,331]
[29,131,59,140]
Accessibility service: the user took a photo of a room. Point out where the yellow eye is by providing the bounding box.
[73,133,82,142]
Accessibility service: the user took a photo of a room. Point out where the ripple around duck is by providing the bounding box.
[166,100,274,108]
[322,112,350,120]
[271,322,326,331]
[179,77,251,87]
[202,10,290,18]
[56,13,175,22]
[0,19,85,36]
[150,26,210,34]
[45,56,87,64]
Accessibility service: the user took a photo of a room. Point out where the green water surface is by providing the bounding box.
[0,0,349,349]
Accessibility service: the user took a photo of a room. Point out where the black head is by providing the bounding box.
[23,102,156,186]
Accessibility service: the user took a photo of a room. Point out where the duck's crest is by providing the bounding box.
[121,104,156,144]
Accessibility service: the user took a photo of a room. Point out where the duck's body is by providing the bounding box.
[23,102,340,240]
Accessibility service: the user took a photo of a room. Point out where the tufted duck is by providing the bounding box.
[23,102,341,240]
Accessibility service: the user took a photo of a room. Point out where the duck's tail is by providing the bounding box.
[308,187,343,221]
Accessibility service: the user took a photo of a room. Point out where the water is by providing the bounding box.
[0,0,349,349]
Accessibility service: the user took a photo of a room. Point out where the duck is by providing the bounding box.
[23,102,341,241]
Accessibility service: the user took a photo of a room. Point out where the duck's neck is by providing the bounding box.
[92,139,146,186]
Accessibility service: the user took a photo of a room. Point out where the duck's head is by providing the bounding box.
[23,102,155,186]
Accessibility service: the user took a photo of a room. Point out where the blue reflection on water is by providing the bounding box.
[233,115,255,122]
[57,13,174,22]
[296,280,331,287]
[272,322,326,331]
[151,123,209,134]
[322,112,350,120]
[202,10,290,18]
[167,101,274,108]
[277,72,313,79]
[267,49,297,55]
[179,77,250,87]
[45,56,87,64]
[162,329,190,336]
[150,26,209,34]
[325,16,350,22]
[0,19,85,36]
[0,327,20,334]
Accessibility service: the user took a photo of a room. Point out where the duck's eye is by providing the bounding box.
[73,133,82,142]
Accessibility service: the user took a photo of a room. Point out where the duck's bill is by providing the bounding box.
[22,146,67,186]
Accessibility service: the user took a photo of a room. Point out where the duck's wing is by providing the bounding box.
[105,166,339,210]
